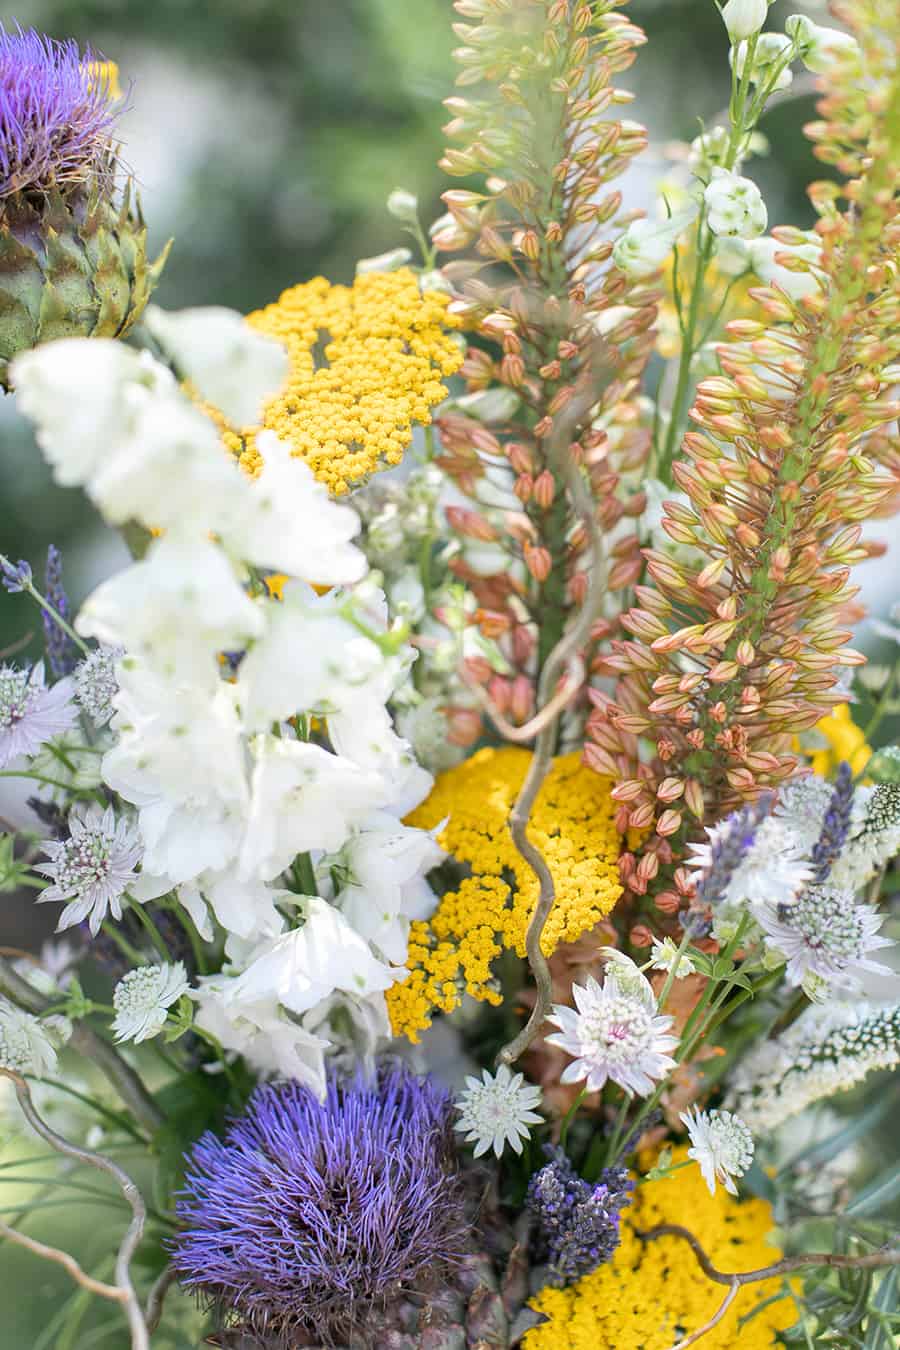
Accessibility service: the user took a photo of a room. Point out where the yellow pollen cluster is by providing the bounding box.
[387,748,622,1042]
[525,1148,795,1350]
[657,248,755,359]
[207,269,462,496]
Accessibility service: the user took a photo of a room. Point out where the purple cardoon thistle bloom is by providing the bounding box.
[1,557,32,594]
[0,661,77,768]
[42,545,78,678]
[527,1148,634,1287]
[809,761,854,884]
[0,26,120,199]
[171,1066,468,1347]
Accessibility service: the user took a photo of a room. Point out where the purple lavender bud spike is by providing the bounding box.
[42,546,78,678]
[809,761,854,884]
[526,1147,633,1286]
[1,557,32,593]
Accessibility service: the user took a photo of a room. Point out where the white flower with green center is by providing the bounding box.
[0,661,77,768]
[36,803,143,935]
[74,645,123,726]
[680,1106,754,1195]
[704,168,768,240]
[546,968,678,1098]
[112,963,190,1044]
[454,1065,543,1158]
[648,937,697,979]
[757,884,893,996]
[0,999,70,1077]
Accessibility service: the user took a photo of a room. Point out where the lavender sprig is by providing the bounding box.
[810,761,854,884]
[685,793,775,934]
[42,546,79,678]
[527,1148,634,1286]
[0,558,32,594]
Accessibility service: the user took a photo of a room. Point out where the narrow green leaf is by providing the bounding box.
[846,1162,900,1217]
[864,1269,899,1350]
[778,1093,897,1179]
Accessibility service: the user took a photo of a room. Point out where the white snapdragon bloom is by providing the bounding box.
[10,340,175,488]
[704,168,767,239]
[455,1065,543,1158]
[174,872,284,943]
[785,15,859,72]
[0,1000,70,1077]
[222,431,365,586]
[328,704,433,817]
[299,989,390,1081]
[546,964,677,1097]
[143,305,288,427]
[239,736,388,881]
[77,534,263,686]
[612,208,698,279]
[331,813,444,963]
[680,1106,754,1195]
[111,963,190,1044]
[747,232,822,299]
[721,0,768,41]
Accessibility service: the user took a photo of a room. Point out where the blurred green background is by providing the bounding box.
[0,2,897,1344]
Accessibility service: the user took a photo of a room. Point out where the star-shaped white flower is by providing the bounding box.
[454,1065,543,1158]
[680,1106,754,1195]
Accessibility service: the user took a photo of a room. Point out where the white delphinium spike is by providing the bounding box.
[680,1106,754,1195]
[455,1065,543,1158]
[757,884,893,998]
[721,0,768,42]
[704,168,768,239]
[728,1003,900,1132]
[0,1000,70,1077]
[546,959,677,1097]
[111,963,190,1044]
[36,802,142,935]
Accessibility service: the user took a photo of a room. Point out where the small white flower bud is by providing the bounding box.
[704,168,768,240]
[721,0,768,42]
[612,207,698,279]
[386,188,419,222]
[786,15,859,72]
[747,232,822,299]
[355,247,413,275]
[731,32,794,89]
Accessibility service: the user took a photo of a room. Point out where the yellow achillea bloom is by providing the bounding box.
[205,269,461,496]
[84,61,122,100]
[810,704,872,778]
[525,1147,794,1350]
[656,247,755,359]
[387,748,622,1042]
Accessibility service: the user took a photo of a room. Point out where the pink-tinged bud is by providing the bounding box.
[534,415,553,438]
[481,311,517,336]
[618,852,636,880]
[512,624,534,665]
[507,442,533,474]
[608,556,643,590]
[475,608,511,638]
[657,777,684,803]
[510,674,534,724]
[514,473,534,503]
[525,544,552,582]
[545,221,563,243]
[657,737,676,762]
[586,743,619,776]
[487,675,511,713]
[655,809,682,837]
[446,506,497,542]
[716,596,738,621]
[684,779,705,819]
[710,701,727,724]
[446,706,482,746]
[708,660,740,683]
[697,556,728,588]
[464,655,492,684]
[736,640,755,666]
[539,359,562,380]
[654,891,681,915]
[629,801,656,830]
[498,353,524,387]
[569,570,589,604]
[533,470,555,508]
[612,779,646,803]
[674,867,695,897]
[558,339,579,359]
[470,427,503,456]
[517,228,541,261]
[630,924,654,948]
[614,803,632,833]
[741,686,761,708]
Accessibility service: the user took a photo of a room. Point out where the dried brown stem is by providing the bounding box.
[0,1068,150,1349]
[498,395,608,1066]
[0,954,164,1134]
[458,654,586,744]
[145,1262,178,1334]
[0,1221,129,1301]
[672,1281,739,1350]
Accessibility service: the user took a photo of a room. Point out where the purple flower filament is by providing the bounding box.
[171,1066,467,1346]
[0,25,120,199]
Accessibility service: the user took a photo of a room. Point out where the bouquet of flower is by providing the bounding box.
[0,2,898,1346]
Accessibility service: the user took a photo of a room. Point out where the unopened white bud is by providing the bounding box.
[355,247,413,275]
[386,188,419,222]
[704,168,767,240]
[721,0,768,42]
[747,232,822,299]
[612,207,698,279]
[786,15,859,72]
[731,32,794,89]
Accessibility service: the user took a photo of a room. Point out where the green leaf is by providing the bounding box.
[845,1162,900,1218]
[778,1093,898,1179]
[864,1272,899,1350]
[741,1158,776,1203]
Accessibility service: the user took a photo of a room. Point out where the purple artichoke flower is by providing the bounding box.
[0,25,120,199]
[171,1065,468,1347]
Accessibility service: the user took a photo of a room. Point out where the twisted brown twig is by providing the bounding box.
[0,1068,151,1349]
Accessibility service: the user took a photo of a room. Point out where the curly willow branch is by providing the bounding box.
[0,953,164,1134]
[498,384,609,1066]
[0,1068,150,1349]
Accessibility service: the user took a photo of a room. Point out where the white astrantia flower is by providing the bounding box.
[612,208,698,280]
[0,1000,70,1077]
[757,884,893,997]
[394,695,466,775]
[35,803,143,936]
[704,168,767,240]
[546,964,678,1097]
[648,937,696,979]
[192,973,331,1098]
[143,305,288,428]
[747,232,822,300]
[221,897,399,1016]
[774,774,834,852]
[721,0,768,41]
[76,533,263,687]
[688,814,812,908]
[785,15,859,72]
[455,1065,543,1159]
[239,736,389,882]
[728,1002,900,1132]
[331,812,444,964]
[10,339,177,489]
[0,662,77,769]
[73,645,124,727]
[221,431,366,586]
[111,963,190,1044]
[680,1106,754,1195]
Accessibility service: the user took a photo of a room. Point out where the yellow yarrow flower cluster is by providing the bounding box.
[387,748,622,1042]
[656,247,755,359]
[810,704,872,778]
[525,1147,795,1350]
[204,269,462,496]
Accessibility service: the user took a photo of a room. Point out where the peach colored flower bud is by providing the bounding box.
[545,221,563,243]
[612,779,646,803]
[539,359,562,380]
[656,809,683,837]
[510,674,534,724]
[629,924,654,948]
[657,777,684,803]
[446,506,497,542]
[629,801,656,831]
[487,675,511,713]
[518,229,541,261]
[614,803,632,833]
[533,470,555,508]
[500,353,525,387]
[534,415,554,438]
[524,544,551,582]
[475,608,511,638]
[654,891,682,916]
[684,779,705,819]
